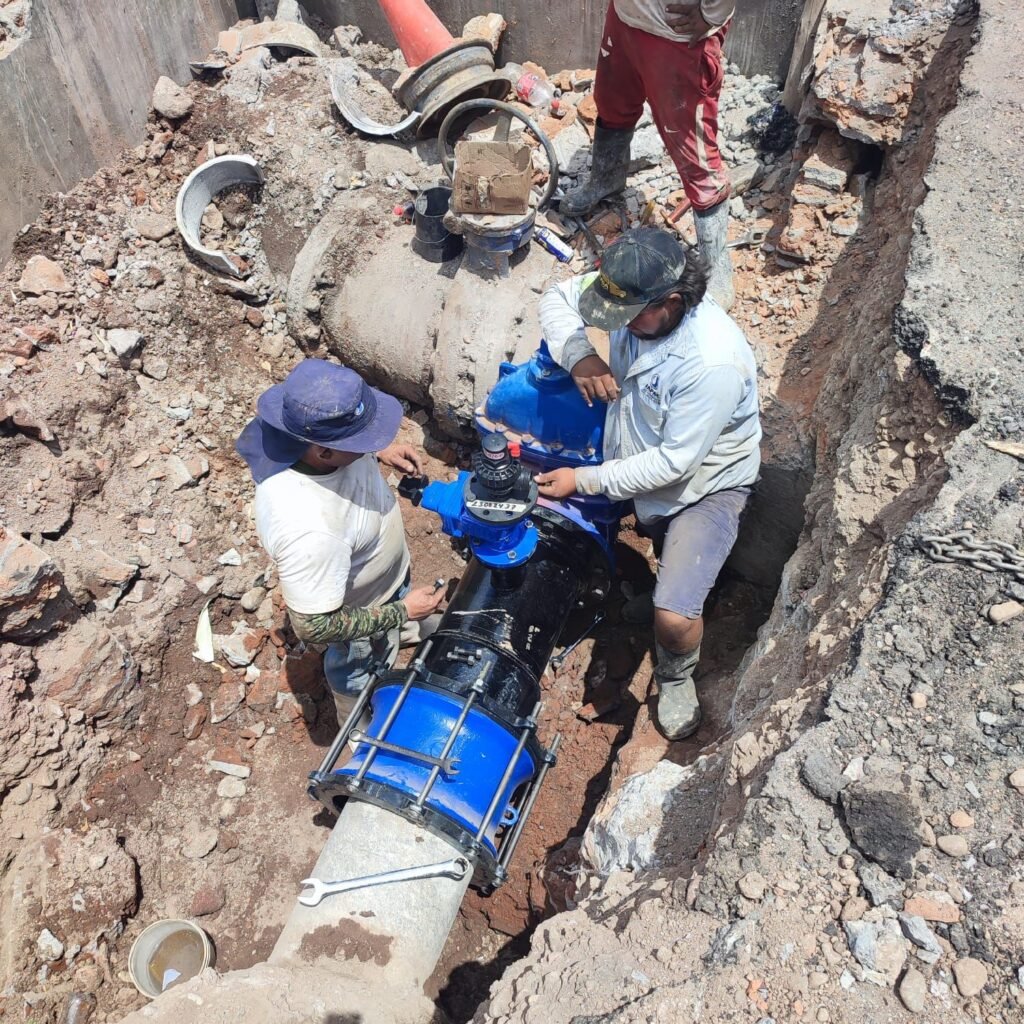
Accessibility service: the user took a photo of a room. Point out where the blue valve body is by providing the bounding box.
[421,471,539,567]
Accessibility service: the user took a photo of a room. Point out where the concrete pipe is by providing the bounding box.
[270,801,471,988]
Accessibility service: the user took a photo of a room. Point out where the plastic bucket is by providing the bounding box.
[128,919,213,998]
[412,186,463,263]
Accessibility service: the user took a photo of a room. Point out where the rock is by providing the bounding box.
[0,527,72,640]
[898,966,927,1013]
[728,159,762,195]
[841,776,923,878]
[857,861,903,908]
[737,871,767,901]
[209,680,245,724]
[152,76,193,119]
[840,896,868,922]
[629,123,665,171]
[363,144,423,179]
[552,122,592,176]
[903,892,960,924]
[208,751,250,779]
[182,827,219,860]
[166,455,209,490]
[10,780,32,805]
[801,749,847,803]
[182,703,207,740]
[936,834,970,858]
[19,255,71,295]
[134,213,175,242]
[11,830,137,959]
[581,759,689,874]
[1008,767,1024,792]
[898,913,941,959]
[216,623,264,668]
[106,329,144,362]
[37,928,65,961]
[143,355,169,381]
[70,545,139,612]
[36,621,141,724]
[190,884,225,917]
[800,133,854,192]
[217,777,246,799]
[844,919,907,983]
[218,548,242,566]
[910,691,927,709]
[331,24,362,54]
[461,13,506,50]
[240,587,266,612]
[988,600,1023,624]
[952,957,987,997]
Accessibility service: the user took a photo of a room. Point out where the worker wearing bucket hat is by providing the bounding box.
[236,360,445,725]
[535,228,761,741]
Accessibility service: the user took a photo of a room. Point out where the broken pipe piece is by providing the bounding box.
[175,155,264,278]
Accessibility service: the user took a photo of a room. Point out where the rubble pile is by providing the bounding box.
[0,0,29,59]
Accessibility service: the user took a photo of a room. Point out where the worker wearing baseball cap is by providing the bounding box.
[236,360,445,726]
[536,227,761,740]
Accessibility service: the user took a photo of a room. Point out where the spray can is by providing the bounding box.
[534,227,573,263]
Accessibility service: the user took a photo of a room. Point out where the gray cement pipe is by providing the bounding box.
[271,800,472,988]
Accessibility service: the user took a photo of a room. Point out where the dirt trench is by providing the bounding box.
[3,3,1020,1024]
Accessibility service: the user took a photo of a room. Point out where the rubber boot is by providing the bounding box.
[653,643,702,740]
[694,200,735,311]
[561,123,634,217]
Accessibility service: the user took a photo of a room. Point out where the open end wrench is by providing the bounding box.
[727,226,767,250]
[298,856,471,907]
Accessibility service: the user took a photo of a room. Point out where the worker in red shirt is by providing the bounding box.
[563,2,736,308]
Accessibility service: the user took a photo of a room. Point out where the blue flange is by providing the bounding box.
[335,683,537,857]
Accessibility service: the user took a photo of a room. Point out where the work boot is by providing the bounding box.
[694,200,735,311]
[560,123,634,217]
[653,643,702,740]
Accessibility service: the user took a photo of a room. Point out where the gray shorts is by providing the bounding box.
[645,486,751,620]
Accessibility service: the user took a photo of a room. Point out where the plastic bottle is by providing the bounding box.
[511,69,562,115]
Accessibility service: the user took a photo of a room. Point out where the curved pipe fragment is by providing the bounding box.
[328,59,421,137]
[238,20,324,58]
[175,155,264,278]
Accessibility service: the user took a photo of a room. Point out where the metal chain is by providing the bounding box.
[919,530,1024,583]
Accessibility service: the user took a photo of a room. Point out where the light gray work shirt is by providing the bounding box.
[539,273,761,524]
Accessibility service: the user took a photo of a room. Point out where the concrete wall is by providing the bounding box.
[303,0,804,81]
[0,0,243,262]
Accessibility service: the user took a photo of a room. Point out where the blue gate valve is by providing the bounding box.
[399,434,540,569]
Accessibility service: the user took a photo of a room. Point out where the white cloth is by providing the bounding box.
[255,455,410,615]
[613,0,734,42]
[540,275,761,523]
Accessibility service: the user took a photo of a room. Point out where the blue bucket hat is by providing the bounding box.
[236,360,402,483]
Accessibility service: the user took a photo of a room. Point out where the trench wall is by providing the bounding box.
[303,0,803,84]
[0,0,242,262]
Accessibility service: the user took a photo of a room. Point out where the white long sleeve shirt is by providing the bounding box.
[539,274,761,523]
[613,1,735,42]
